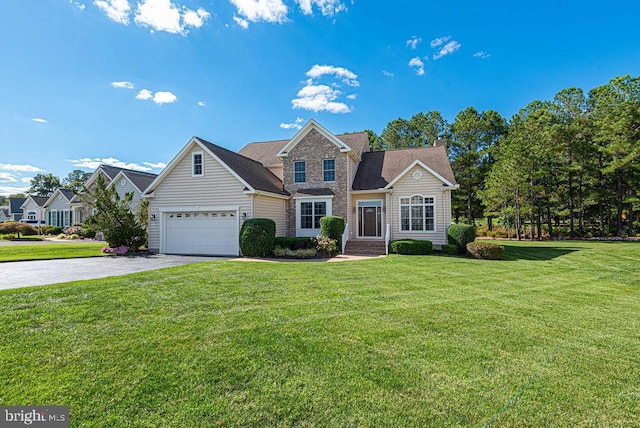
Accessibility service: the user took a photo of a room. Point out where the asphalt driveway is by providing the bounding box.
[0,254,225,290]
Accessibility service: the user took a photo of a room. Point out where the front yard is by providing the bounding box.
[0,242,106,262]
[0,241,638,426]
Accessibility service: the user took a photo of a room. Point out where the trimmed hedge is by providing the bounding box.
[40,226,63,235]
[0,222,37,237]
[389,239,433,255]
[273,236,316,250]
[320,216,345,251]
[447,224,476,255]
[467,242,504,260]
[239,218,276,257]
[441,244,458,256]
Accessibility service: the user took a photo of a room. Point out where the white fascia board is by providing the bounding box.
[349,189,392,195]
[144,137,199,194]
[384,160,454,189]
[276,119,351,157]
[243,190,290,200]
[198,140,255,193]
[158,205,240,213]
[107,171,143,193]
[292,194,335,199]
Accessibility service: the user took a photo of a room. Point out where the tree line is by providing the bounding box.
[364,74,639,239]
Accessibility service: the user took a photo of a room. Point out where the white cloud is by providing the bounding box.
[346,94,356,100]
[70,1,86,10]
[306,64,359,87]
[94,0,131,24]
[134,0,210,35]
[229,0,288,28]
[292,85,350,113]
[280,117,304,130]
[433,40,461,59]
[474,51,491,59]
[152,91,177,104]
[68,157,164,171]
[136,89,153,100]
[295,0,346,16]
[0,164,45,173]
[32,118,48,123]
[111,81,134,89]
[0,186,29,197]
[21,177,33,184]
[430,35,451,48]
[382,70,394,77]
[408,57,425,76]
[0,173,17,182]
[406,36,421,50]
[197,101,206,107]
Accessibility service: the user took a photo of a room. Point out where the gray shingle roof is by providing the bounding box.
[197,138,289,196]
[9,197,26,214]
[120,169,158,192]
[291,188,335,197]
[352,145,457,190]
[59,189,76,201]
[29,196,49,207]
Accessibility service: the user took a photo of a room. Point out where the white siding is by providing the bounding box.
[147,147,252,252]
[21,199,46,221]
[253,195,286,237]
[389,166,449,245]
[113,177,144,213]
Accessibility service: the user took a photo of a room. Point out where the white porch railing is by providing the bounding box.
[384,223,391,255]
[341,223,349,254]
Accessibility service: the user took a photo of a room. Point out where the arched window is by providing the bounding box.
[400,195,435,232]
[27,211,37,220]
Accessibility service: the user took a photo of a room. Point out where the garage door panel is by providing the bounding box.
[164,211,238,256]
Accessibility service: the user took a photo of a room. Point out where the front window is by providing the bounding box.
[192,152,203,176]
[294,161,306,183]
[27,211,37,220]
[63,210,71,227]
[300,201,326,229]
[400,195,435,232]
[323,159,335,182]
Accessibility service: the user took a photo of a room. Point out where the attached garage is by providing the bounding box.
[162,210,239,256]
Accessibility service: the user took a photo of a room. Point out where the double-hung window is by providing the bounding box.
[294,161,306,183]
[400,195,435,232]
[192,152,203,176]
[300,201,327,229]
[323,159,335,182]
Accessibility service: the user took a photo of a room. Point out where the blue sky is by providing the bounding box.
[1,0,639,196]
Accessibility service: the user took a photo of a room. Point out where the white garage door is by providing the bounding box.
[164,211,238,255]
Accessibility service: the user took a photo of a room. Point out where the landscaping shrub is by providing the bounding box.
[447,224,476,254]
[389,239,433,255]
[320,216,345,251]
[41,226,63,235]
[467,242,504,260]
[0,222,37,237]
[315,234,339,256]
[82,226,97,239]
[273,236,316,250]
[272,246,318,259]
[441,244,458,256]
[239,218,276,257]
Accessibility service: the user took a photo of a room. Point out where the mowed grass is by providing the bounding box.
[0,241,638,426]
[0,242,106,262]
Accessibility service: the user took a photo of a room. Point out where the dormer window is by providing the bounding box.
[294,161,306,183]
[192,152,203,176]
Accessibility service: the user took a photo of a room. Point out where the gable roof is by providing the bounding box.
[145,137,288,197]
[9,197,26,214]
[352,145,457,191]
[20,196,49,209]
[276,120,354,158]
[0,207,8,218]
[107,169,158,194]
[239,131,369,167]
[43,188,76,208]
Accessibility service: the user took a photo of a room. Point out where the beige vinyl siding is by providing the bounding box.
[253,195,286,236]
[147,147,252,252]
[349,192,387,239]
[389,166,449,245]
[266,165,283,181]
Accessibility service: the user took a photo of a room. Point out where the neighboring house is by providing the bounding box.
[8,197,26,221]
[20,195,49,223]
[70,164,158,222]
[144,120,458,256]
[0,207,8,222]
[43,189,76,227]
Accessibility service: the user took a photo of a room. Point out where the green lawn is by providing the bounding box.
[0,241,638,426]
[0,242,106,262]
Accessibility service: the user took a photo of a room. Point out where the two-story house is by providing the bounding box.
[144,120,457,256]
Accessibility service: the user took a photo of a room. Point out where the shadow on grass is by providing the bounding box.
[501,244,583,261]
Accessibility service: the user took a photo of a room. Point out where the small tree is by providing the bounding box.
[0,221,37,238]
[84,175,146,251]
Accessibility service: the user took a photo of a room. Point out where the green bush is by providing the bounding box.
[239,218,276,257]
[272,246,318,259]
[389,239,433,255]
[40,225,63,235]
[0,222,37,237]
[467,242,504,260]
[320,216,345,251]
[447,224,476,255]
[273,236,316,250]
[441,244,458,255]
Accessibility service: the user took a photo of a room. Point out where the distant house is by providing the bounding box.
[0,207,8,222]
[8,197,26,221]
[20,195,49,224]
[144,120,458,256]
[43,189,76,227]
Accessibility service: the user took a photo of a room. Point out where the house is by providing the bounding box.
[0,207,8,222]
[8,197,26,221]
[144,120,458,256]
[70,164,158,223]
[20,195,49,223]
[43,189,76,227]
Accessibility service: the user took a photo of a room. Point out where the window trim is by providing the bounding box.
[27,211,37,220]
[294,196,333,237]
[323,158,336,182]
[192,152,204,177]
[399,194,436,233]
[294,161,306,183]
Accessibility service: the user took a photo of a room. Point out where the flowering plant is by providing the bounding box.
[102,246,129,255]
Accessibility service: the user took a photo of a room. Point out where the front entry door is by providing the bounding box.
[358,202,382,237]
